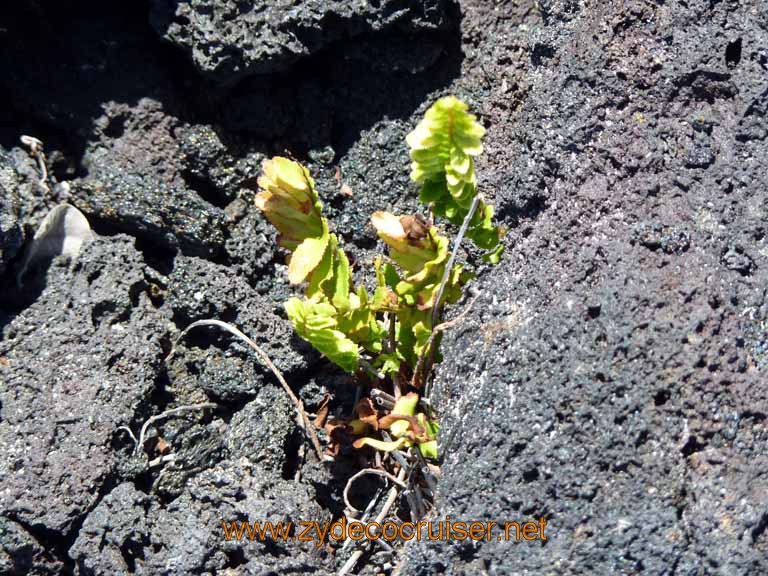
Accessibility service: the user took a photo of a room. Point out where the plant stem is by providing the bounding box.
[430,193,481,329]
[338,467,407,576]
[418,194,481,396]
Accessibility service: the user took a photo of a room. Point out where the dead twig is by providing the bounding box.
[134,403,216,456]
[412,448,439,494]
[148,454,176,468]
[338,467,407,576]
[343,468,407,515]
[341,487,383,551]
[370,388,395,411]
[117,425,138,445]
[20,135,51,193]
[168,319,324,461]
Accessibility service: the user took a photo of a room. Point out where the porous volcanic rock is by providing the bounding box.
[0,150,24,276]
[69,460,328,575]
[150,0,457,83]
[0,236,168,535]
[403,0,768,574]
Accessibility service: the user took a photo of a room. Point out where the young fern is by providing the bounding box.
[254,96,502,458]
[256,157,383,373]
[406,96,504,262]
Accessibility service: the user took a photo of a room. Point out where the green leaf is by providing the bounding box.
[288,232,330,284]
[375,353,402,375]
[483,244,505,264]
[406,96,503,258]
[389,392,420,437]
[418,440,438,459]
[255,157,324,251]
[353,436,410,452]
[306,237,335,298]
[285,297,359,372]
[419,179,447,204]
[331,242,351,312]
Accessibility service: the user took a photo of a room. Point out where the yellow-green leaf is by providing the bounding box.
[287,221,330,284]
[353,436,410,452]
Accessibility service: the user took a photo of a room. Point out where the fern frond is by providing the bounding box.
[406,96,503,256]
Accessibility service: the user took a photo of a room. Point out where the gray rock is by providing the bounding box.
[68,175,226,259]
[66,100,228,258]
[0,149,24,276]
[177,124,267,204]
[403,0,768,574]
[150,0,456,83]
[6,147,58,230]
[227,385,297,475]
[0,517,63,576]
[69,460,328,575]
[68,483,152,576]
[632,222,691,255]
[0,235,168,535]
[224,210,282,288]
[3,0,768,574]
[165,255,315,403]
[151,417,229,499]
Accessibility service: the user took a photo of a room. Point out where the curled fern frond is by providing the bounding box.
[255,157,324,251]
[407,96,484,209]
[256,156,385,373]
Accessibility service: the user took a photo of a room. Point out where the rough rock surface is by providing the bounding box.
[0,150,24,276]
[69,460,327,575]
[164,254,315,402]
[150,0,456,83]
[0,516,62,576]
[226,386,298,475]
[1,0,767,574]
[0,236,168,534]
[404,0,768,574]
[67,98,229,258]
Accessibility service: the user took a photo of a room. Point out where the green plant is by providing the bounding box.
[255,96,502,458]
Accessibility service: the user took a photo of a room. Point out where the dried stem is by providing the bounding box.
[338,467,407,576]
[117,425,138,445]
[343,468,407,514]
[134,403,216,456]
[430,193,481,329]
[148,454,176,468]
[168,319,324,461]
[381,430,409,470]
[414,195,481,397]
[341,487,382,551]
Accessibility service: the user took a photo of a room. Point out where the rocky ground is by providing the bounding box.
[1,0,766,575]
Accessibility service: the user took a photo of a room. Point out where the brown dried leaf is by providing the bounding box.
[355,397,379,430]
[400,214,430,242]
[155,437,170,455]
[378,414,426,437]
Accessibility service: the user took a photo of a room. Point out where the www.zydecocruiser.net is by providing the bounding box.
[221,516,548,547]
